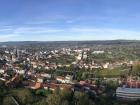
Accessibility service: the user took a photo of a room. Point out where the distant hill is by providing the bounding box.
[0,40,140,48]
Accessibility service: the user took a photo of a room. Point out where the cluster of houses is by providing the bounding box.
[0,47,135,72]
[0,47,137,97]
[0,48,92,93]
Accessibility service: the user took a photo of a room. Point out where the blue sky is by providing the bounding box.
[0,0,140,41]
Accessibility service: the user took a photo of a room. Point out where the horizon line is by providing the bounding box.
[0,39,139,43]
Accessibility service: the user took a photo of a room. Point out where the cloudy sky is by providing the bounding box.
[0,0,140,41]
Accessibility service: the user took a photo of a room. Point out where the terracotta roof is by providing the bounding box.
[43,83,72,90]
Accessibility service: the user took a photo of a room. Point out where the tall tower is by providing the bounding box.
[14,46,19,59]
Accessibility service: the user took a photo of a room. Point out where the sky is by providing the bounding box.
[0,0,140,41]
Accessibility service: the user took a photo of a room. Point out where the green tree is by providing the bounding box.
[0,88,7,97]
[33,99,47,105]
[3,96,15,105]
[12,89,34,105]
[60,89,72,101]
[61,100,69,105]
[47,89,71,105]
[74,91,94,105]
[133,63,140,76]
[35,89,52,96]
[0,80,5,87]
[47,94,61,105]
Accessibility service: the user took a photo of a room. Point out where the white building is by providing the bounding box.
[92,51,105,54]
[103,63,110,69]
[56,75,73,84]
[116,87,140,101]
[41,73,51,79]
[0,69,4,74]
[83,54,87,59]
[37,77,44,83]
[17,70,25,75]
[65,75,73,84]
[56,76,65,83]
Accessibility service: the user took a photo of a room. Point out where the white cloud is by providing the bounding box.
[14,27,64,34]
[0,26,140,41]
[0,28,13,32]
[0,34,19,42]
[71,27,140,36]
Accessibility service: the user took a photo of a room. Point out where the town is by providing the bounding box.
[1,0,140,105]
[0,41,140,105]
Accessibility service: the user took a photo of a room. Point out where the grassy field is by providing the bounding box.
[95,69,128,78]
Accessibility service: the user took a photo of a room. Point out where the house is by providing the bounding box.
[31,82,42,89]
[83,54,87,59]
[56,75,73,84]
[56,76,65,83]
[43,83,72,91]
[65,64,70,67]
[17,70,25,75]
[37,77,44,83]
[0,69,5,74]
[79,80,84,84]
[65,75,73,84]
[43,83,59,91]
[0,78,6,81]
[103,63,110,69]
[92,51,104,54]
[41,73,51,79]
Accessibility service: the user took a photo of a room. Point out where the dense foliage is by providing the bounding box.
[0,82,139,105]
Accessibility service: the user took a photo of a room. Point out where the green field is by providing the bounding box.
[95,69,128,78]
